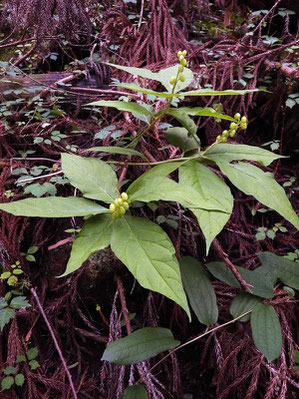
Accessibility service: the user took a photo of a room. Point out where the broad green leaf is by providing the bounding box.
[101,327,180,365]
[0,197,109,218]
[206,262,276,298]
[87,100,153,117]
[0,307,15,331]
[61,215,112,277]
[0,298,8,309]
[157,65,193,93]
[167,108,198,137]
[17,355,26,363]
[107,63,161,82]
[0,272,10,279]
[164,127,198,153]
[294,350,299,364]
[122,385,148,399]
[61,153,118,203]
[116,83,174,98]
[217,162,299,230]
[127,175,227,212]
[250,303,282,362]
[15,374,25,387]
[4,366,16,375]
[108,63,193,92]
[10,296,31,309]
[180,257,218,326]
[110,216,190,319]
[29,360,40,370]
[27,347,38,360]
[127,160,189,197]
[179,162,233,253]
[1,376,14,390]
[179,107,235,121]
[258,252,299,290]
[179,88,260,97]
[87,146,148,160]
[230,292,262,322]
[203,144,285,166]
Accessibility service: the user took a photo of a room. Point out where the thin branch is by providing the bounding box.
[31,288,78,399]
[213,239,253,292]
[136,309,253,385]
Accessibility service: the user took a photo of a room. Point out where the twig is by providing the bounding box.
[31,288,78,399]
[116,275,132,335]
[19,170,62,183]
[12,42,38,67]
[136,310,253,385]
[213,239,253,292]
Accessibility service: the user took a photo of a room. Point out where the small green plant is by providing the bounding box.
[1,261,23,286]
[17,347,40,371]
[255,223,288,241]
[20,246,39,262]
[1,366,24,391]
[0,296,30,331]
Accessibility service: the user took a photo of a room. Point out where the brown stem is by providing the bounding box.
[12,42,38,67]
[31,288,78,399]
[116,275,132,335]
[212,239,253,292]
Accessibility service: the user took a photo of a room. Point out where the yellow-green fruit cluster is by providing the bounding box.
[109,192,129,221]
[170,50,187,86]
[216,114,248,143]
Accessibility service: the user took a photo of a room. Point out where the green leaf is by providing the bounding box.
[1,376,14,390]
[24,182,57,198]
[155,65,194,93]
[25,255,35,262]
[122,385,148,399]
[16,355,26,363]
[167,108,198,137]
[4,366,16,375]
[87,146,148,160]
[179,88,261,97]
[203,144,285,166]
[258,252,299,290]
[216,162,299,230]
[0,197,109,218]
[87,100,153,117]
[10,296,31,309]
[1,272,11,279]
[294,350,299,364]
[110,216,190,319]
[250,303,282,362]
[27,347,38,360]
[127,161,189,197]
[179,107,235,121]
[0,308,15,331]
[206,262,276,298]
[179,162,233,253]
[116,83,174,98]
[29,360,40,370]
[108,63,193,93]
[60,215,112,277]
[61,153,118,203]
[230,293,262,322]
[15,374,25,387]
[164,127,198,153]
[101,327,180,365]
[27,246,39,254]
[0,298,8,309]
[180,257,218,326]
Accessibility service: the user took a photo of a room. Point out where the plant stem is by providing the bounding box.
[136,310,252,385]
[31,288,78,399]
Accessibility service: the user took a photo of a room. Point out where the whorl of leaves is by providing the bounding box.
[1,0,93,39]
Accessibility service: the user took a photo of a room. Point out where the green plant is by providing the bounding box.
[1,367,24,391]
[0,54,298,378]
[20,246,39,262]
[17,347,40,371]
[0,296,30,331]
[1,261,23,286]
